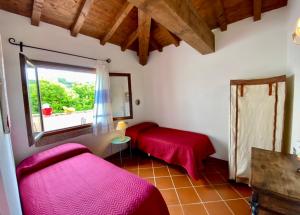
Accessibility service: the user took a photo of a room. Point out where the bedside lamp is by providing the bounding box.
[292,18,300,45]
[116,121,127,140]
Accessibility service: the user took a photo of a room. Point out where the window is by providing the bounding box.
[20,54,134,146]
[20,54,96,146]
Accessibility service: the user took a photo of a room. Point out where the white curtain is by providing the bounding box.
[92,60,114,136]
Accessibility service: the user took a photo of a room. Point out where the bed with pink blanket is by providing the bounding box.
[126,122,215,180]
[17,143,168,215]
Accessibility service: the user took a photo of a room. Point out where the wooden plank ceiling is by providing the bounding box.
[0,0,288,65]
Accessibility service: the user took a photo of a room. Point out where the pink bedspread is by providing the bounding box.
[126,123,215,180]
[17,143,169,215]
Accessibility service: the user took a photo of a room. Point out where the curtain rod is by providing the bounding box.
[8,37,111,63]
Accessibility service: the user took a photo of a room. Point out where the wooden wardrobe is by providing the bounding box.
[229,75,286,183]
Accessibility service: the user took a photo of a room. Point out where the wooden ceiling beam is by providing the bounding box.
[150,38,163,52]
[121,29,138,51]
[253,0,262,21]
[31,0,44,26]
[128,0,215,54]
[215,0,227,31]
[158,24,180,47]
[138,10,151,66]
[101,2,134,45]
[71,0,95,37]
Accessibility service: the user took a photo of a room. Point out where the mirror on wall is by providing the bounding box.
[109,73,133,120]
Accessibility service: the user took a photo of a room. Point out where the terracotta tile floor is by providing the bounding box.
[107,151,252,215]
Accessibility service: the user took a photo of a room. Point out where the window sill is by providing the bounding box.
[35,124,92,147]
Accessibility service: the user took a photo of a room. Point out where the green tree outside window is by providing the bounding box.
[29,80,95,114]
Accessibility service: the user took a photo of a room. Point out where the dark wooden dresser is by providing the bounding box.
[251,148,300,215]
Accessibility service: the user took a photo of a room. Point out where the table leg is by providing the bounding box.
[119,144,123,165]
[129,141,132,159]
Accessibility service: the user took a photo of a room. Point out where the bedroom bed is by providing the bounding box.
[126,122,215,180]
[17,143,169,215]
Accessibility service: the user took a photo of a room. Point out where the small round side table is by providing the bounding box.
[111,136,131,164]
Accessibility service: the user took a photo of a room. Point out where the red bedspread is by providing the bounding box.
[126,123,215,180]
[17,143,169,215]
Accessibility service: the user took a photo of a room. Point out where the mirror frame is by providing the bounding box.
[109,73,133,121]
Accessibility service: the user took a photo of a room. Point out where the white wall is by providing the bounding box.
[287,0,300,153]
[0,10,147,164]
[143,8,289,160]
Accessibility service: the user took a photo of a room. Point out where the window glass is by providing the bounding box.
[35,68,96,131]
[26,62,43,137]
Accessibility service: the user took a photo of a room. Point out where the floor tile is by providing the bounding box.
[107,151,253,215]
[244,197,251,205]
[138,168,154,178]
[169,166,186,176]
[204,202,232,215]
[154,167,170,177]
[182,204,208,215]
[190,176,209,186]
[226,199,251,215]
[195,186,222,202]
[160,189,180,205]
[167,205,183,215]
[123,159,138,170]
[152,159,166,167]
[205,173,227,184]
[172,176,192,188]
[176,188,200,204]
[138,159,153,168]
[156,177,174,189]
[231,183,252,197]
[219,169,230,179]
[127,169,138,175]
[145,178,155,185]
[203,166,218,174]
[134,154,145,162]
[214,184,240,200]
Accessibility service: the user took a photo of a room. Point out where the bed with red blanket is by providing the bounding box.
[126,122,215,180]
[17,143,168,215]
